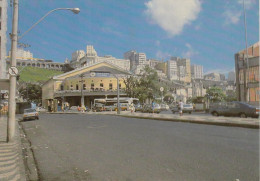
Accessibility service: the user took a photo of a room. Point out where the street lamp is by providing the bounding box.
[19,8,80,40]
[79,74,85,107]
[7,1,80,142]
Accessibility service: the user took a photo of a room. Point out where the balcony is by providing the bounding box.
[54,88,126,97]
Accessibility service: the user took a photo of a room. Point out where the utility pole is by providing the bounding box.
[117,76,120,114]
[7,0,19,142]
[79,74,85,107]
[243,0,249,102]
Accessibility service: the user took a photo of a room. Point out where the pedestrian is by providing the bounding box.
[130,102,134,113]
[152,101,155,114]
[179,100,183,116]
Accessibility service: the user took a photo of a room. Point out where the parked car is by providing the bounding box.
[141,104,161,114]
[23,108,39,121]
[114,103,129,111]
[36,107,47,112]
[92,103,104,112]
[209,101,259,118]
[134,104,143,112]
[69,106,79,112]
[160,104,169,111]
[171,104,193,114]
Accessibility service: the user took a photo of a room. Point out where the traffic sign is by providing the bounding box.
[8,67,18,76]
[160,87,164,92]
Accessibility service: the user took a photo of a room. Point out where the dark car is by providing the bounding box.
[209,101,259,118]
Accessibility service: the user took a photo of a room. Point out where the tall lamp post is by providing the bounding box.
[79,74,85,107]
[7,1,80,142]
[242,0,249,102]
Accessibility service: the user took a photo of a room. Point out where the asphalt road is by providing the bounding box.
[21,113,259,181]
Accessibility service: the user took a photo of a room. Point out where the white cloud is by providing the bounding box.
[223,0,256,25]
[204,68,235,75]
[195,25,201,30]
[223,10,242,25]
[182,43,199,58]
[145,0,201,37]
[238,0,256,9]
[156,50,171,60]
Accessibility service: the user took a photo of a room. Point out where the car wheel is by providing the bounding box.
[240,113,247,118]
[212,112,219,116]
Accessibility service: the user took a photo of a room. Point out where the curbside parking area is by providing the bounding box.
[0,116,27,181]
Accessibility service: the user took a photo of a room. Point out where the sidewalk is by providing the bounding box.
[51,111,260,129]
[0,115,26,181]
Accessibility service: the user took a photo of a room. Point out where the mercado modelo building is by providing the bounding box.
[42,61,131,112]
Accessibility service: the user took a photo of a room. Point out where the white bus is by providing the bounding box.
[93,97,139,111]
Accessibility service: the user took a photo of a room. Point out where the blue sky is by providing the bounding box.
[7,0,259,74]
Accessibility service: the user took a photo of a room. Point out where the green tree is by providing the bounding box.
[123,66,161,103]
[19,83,42,104]
[206,87,226,102]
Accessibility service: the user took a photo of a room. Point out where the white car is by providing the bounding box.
[36,107,47,112]
[23,108,39,121]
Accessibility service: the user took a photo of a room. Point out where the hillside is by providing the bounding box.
[17,67,64,83]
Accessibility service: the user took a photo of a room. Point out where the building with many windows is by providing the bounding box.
[42,61,131,111]
[235,41,259,105]
[191,64,203,79]
[167,60,178,80]
[0,0,7,78]
[70,45,130,71]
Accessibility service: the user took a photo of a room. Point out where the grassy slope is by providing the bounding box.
[18,66,64,83]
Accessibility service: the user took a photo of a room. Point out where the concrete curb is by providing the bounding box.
[49,112,260,129]
[0,118,27,181]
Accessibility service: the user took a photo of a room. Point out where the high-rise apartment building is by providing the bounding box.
[227,71,236,82]
[167,60,178,80]
[70,45,130,71]
[191,64,203,79]
[171,57,191,83]
[0,0,7,78]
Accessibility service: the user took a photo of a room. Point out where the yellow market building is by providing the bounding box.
[42,61,131,111]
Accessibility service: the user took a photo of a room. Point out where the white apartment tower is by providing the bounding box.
[0,0,7,78]
[167,60,178,80]
[191,64,203,79]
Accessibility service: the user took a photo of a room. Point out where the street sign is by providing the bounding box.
[8,67,18,76]
[160,87,164,92]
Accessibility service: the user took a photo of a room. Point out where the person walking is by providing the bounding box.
[179,100,184,116]
[152,101,155,114]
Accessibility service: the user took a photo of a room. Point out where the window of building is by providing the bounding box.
[91,83,94,90]
[109,83,113,90]
[70,85,73,90]
[83,84,86,90]
[76,84,79,90]
[100,83,104,88]
[119,83,121,89]
[60,85,64,91]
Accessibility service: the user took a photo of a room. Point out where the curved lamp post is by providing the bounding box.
[19,8,80,40]
[8,2,80,142]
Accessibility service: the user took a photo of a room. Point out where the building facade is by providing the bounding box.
[191,64,203,79]
[235,42,259,105]
[167,60,178,80]
[42,61,131,111]
[71,45,130,71]
[0,0,7,78]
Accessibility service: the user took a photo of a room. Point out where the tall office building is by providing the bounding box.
[191,64,203,79]
[167,60,178,80]
[0,0,7,78]
[171,57,191,83]
[227,71,236,82]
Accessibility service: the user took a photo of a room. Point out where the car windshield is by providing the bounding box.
[24,109,36,113]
